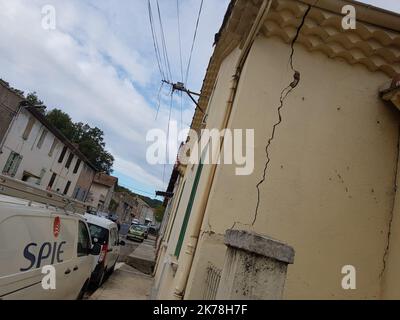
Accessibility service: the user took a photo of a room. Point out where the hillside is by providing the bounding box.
[115,185,163,208]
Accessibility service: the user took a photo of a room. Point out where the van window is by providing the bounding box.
[88,223,109,245]
[77,221,91,257]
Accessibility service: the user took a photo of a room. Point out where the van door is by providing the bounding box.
[107,228,119,268]
[66,220,92,299]
[54,215,81,300]
[0,208,76,300]
[112,228,121,264]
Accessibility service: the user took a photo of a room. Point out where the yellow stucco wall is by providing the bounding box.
[154,49,242,300]
[184,34,400,299]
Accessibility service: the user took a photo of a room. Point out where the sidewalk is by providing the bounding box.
[89,263,153,300]
[125,237,156,275]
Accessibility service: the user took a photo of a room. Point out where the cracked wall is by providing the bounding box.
[381,125,400,299]
[185,32,399,299]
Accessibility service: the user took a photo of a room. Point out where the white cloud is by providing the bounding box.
[0,0,229,193]
[2,0,393,195]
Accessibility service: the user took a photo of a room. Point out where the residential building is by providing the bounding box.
[87,172,118,212]
[0,102,97,200]
[136,197,155,225]
[110,191,155,225]
[0,80,24,148]
[153,0,400,300]
[111,191,138,224]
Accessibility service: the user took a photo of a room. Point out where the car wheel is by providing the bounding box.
[94,267,106,288]
[77,279,89,300]
[108,262,116,275]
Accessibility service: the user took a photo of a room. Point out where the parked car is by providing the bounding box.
[126,225,146,242]
[83,214,125,288]
[139,224,149,239]
[0,195,99,300]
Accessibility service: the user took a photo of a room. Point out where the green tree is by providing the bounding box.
[155,205,165,223]
[46,109,75,140]
[73,122,114,174]
[45,109,114,174]
[26,92,46,114]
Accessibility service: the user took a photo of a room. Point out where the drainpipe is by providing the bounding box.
[172,0,273,300]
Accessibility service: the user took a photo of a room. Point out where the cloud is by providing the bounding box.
[3,0,392,195]
[0,0,229,193]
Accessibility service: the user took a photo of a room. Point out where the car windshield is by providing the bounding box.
[88,223,109,244]
[130,225,144,232]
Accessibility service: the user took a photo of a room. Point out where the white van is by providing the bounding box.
[83,214,125,287]
[0,195,100,300]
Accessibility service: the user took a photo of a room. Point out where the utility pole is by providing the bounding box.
[162,80,205,114]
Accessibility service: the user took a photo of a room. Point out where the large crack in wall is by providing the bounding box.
[380,125,400,280]
[252,5,312,226]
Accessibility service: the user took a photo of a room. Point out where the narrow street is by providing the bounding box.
[85,236,156,300]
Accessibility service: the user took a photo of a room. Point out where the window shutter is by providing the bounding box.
[22,117,35,140]
[2,153,14,174]
[11,154,23,177]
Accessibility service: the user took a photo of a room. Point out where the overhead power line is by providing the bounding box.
[156,0,173,82]
[185,0,204,86]
[177,0,184,130]
[177,0,184,84]
[148,0,165,81]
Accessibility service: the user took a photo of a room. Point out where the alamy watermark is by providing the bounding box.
[341,5,356,30]
[41,265,56,290]
[341,265,356,290]
[146,122,255,176]
[41,5,56,30]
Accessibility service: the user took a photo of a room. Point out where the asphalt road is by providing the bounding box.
[118,237,140,262]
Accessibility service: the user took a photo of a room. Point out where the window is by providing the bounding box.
[48,173,57,189]
[22,117,35,140]
[58,146,68,163]
[48,138,58,157]
[87,223,109,245]
[39,168,46,185]
[65,153,74,169]
[37,129,48,149]
[73,159,81,174]
[2,152,23,177]
[77,221,91,257]
[73,187,80,199]
[63,181,71,195]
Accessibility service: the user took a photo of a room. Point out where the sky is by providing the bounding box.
[0,0,398,199]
